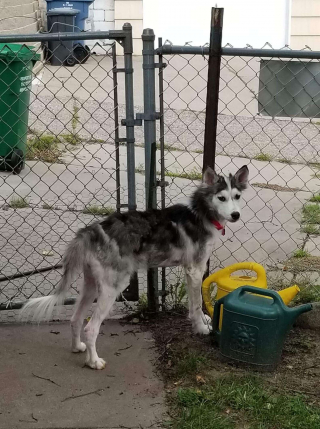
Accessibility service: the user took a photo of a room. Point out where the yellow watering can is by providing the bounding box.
[202,262,300,326]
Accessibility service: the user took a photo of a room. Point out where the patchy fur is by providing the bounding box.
[21,165,249,370]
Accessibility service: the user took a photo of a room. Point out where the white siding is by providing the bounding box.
[144,0,289,48]
[291,0,320,50]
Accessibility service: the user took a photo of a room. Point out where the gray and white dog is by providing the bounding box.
[22,165,249,370]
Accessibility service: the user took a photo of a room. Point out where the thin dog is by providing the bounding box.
[21,165,249,369]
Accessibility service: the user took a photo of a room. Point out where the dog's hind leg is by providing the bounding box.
[84,268,131,370]
[71,265,97,353]
[185,265,210,335]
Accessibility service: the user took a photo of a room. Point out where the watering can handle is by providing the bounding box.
[202,276,215,318]
[237,285,283,305]
[226,262,267,282]
[201,262,266,318]
[212,298,224,339]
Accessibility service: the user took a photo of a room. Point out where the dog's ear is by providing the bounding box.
[234,165,249,189]
[203,167,219,186]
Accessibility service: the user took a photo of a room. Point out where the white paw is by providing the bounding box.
[85,357,106,370]
[202,314,212,325]
[72,342,87,353]
[193,322,211,336]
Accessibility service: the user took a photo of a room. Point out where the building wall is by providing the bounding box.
[291,0,320,50]
[85,0,115,51]
[0,0,41,35]
[143,0,289,48]
[114,0,143,55]
[85,0,142,55]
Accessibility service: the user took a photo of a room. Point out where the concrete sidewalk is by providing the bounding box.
[0,321,165,429]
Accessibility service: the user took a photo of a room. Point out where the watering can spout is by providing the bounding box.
[288,303,312,324]
[278,285,300,305]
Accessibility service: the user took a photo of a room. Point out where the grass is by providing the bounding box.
[174,352,209,378]
[62,100,81,146]
[26,134,63,163]
[171,375,320,429]
[254,153,273,162]
[162,168,202,181]
[277,157,294,165]
[135,165,202,181]
[294,284,320,304]
[9,196,29,209]
[42,203,54,210]
[301,224,320,235]
[309,195,320,203]
[293,249,310,258]
[61,133,82,145]
[135,163,145,174]
[82,204,114,216]
[302,204,320,225]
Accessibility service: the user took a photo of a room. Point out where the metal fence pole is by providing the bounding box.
[203,8,224,280]
[123,23,137,212]
[122,23,139,301]
[142,28,158,312]
[158,37,167,309]
[203,7,224,173]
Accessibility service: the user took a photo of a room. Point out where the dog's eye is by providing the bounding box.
[218,196,226,202]
[235,194,240,200]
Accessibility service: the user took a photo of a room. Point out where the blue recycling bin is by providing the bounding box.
[46,0,94,46]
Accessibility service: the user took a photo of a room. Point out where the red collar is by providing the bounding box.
[211,220,225,236]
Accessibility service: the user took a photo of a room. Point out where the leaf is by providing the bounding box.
[42,250,54,256]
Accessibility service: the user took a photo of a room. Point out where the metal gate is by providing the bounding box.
[0,25,139,320]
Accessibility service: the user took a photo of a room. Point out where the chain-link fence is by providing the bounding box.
[2,16,320,320]
[0,27,146,321]
[155,40,320,310]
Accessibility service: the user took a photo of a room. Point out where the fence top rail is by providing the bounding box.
[156,44,320,60]
[0,30,126,44]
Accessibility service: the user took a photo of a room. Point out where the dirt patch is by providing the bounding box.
[143,310,320,404]
[284,256,320,273]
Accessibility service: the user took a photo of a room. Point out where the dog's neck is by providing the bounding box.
[190,186,226,235]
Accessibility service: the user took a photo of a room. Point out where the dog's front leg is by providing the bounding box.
[185,265,211,335]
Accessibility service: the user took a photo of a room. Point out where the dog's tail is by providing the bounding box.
[21,235,85,322]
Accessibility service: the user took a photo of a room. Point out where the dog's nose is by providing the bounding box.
[231,211,240,221]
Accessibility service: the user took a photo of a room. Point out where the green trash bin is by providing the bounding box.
[0,44,40,174]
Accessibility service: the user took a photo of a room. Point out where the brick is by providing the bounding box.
[105,10,115,22]
[93,9,105,21]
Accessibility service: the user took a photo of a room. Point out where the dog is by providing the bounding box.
[21,165,249,370]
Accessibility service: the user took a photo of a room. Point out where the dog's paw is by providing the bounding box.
[202,314,212,325]
[193,322,211,336]
[72,342,87,353]
[85,357,106,370]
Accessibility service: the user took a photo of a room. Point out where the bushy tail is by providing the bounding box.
[21,236,85,322]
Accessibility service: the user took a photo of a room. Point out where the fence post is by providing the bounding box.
[203,7,224,172]
[203,8,224,279]
[122,23,139,301]
[123,23,136,212]
[142,28,158,312]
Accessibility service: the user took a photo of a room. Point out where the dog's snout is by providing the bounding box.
[231,211,240,221]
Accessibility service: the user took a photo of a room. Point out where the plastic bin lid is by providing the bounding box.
[46,0,93,2]
[0,44,40,62]
[47,8,80,15]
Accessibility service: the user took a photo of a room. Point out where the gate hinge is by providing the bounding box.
[142,63,168,69]
[116,137,135,144]
[115,67,133,74]
[136,112,161,121]
[121,118,142,126]
[156,180,169,187]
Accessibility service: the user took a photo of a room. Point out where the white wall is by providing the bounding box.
[144,0,290,48]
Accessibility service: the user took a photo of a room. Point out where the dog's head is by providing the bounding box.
[198,165,249,224]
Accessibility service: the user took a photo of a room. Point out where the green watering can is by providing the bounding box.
[212,286,312,370]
